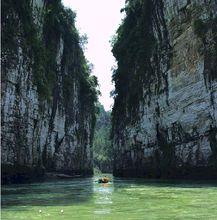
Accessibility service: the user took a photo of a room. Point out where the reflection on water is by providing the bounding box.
[94,176,113,217]
[2,174,217,219]
[2,177,94,207]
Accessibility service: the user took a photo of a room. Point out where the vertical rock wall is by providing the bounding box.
[112,0,217,178]
[1,0,97,183]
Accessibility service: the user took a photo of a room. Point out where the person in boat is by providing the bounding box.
[98,176,110,183]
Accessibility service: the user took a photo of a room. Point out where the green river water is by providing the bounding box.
[2,174,217,220]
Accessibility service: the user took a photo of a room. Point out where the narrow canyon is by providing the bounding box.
[1,0,217,184]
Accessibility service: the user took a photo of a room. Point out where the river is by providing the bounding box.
[2,174,217,219]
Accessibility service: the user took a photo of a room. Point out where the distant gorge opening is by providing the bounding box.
[93,104,113,174]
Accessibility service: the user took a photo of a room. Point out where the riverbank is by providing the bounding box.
[1,164,93,185]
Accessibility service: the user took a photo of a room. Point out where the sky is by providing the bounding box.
[62,0,125,111]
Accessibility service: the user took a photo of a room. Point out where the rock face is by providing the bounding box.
[112,0,217,178]
[1,0,98,183]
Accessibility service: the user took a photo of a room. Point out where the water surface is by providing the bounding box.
[2,175,217,219]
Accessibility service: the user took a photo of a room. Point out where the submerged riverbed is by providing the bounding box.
[2,175,217,219]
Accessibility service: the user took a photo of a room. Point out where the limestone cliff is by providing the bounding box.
[1,0,98,183]
[112,0,217,178]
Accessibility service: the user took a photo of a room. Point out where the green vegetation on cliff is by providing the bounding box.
[93,104,112,173]
[111,0,155,129]
[2,0,99,107]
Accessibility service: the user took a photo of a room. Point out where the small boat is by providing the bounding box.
[98,177,110,183]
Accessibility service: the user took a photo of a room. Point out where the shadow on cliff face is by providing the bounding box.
[1,177,94,208]
[1,164,94,185]
[1,164,46,185]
